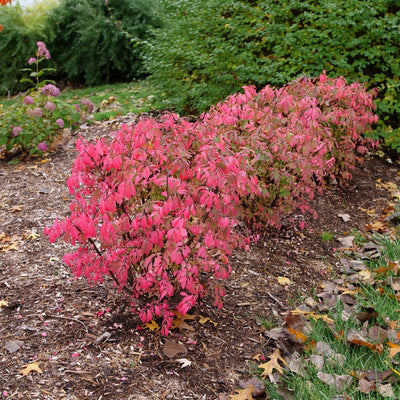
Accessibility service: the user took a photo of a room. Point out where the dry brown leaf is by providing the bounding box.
[358,377,376,394]
[317,372,352,390]
[358,269,372,281]
[0,299,8,308]
[387,260,399,275]
[143,320,160,331]
[22,231,40,240]
[9,205,23,213]
[5,340,24,353]
[258,349,288,378]
[387,342,400,358]
[377,383,394,398]
[287,327,308,343]
[163,340,187,358]
[376,179,398,191]
[290,308,334,324]
[277,276,294,285]
[228,386,255,400]
[365,220,387,233]
[368,326,388,344]
[172,312,195,332]
[362,369,392,383]
[198,315,217,326]
[19,361,43,376]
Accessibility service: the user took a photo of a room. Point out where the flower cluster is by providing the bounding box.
[41,84,60,97]
[0,42,96,155]
[45,73,378,335]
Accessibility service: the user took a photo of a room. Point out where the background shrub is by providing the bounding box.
[145,0,399,147]
[46,0,161,86]
[0,3,46,95]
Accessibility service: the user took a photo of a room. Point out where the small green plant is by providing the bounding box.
[0,41,94,156]
[321,230,334,242]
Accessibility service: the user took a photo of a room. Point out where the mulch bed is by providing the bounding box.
[1,113,399,399]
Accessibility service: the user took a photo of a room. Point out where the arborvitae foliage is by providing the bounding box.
[46,0,161,86]
[0,4,44,95]
[145,0,399,146]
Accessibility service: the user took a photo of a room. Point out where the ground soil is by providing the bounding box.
[1,113,399,400]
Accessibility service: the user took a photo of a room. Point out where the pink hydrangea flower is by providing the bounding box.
[55,118,64,128]
[81,98,95,113]
[12,126,22,136]
[24,96,34,105]
[41,84,60,97]
[45,101,56,112]
[36,41,51,60]
[27,107,43,117]
[37,142,48,152]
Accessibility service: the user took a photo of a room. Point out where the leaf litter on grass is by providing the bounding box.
[257,202,400,399]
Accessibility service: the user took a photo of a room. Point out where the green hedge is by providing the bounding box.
[145,0,400,149]
[46,0,162,86]
[0,4,44,95]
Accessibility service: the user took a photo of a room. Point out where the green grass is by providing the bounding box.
[258,233,400,400]
[321,230,334,242]
[0,80,166,123]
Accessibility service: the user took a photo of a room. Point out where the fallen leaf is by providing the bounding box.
[338,213,351,222]
[198,315,218,327]
[9,205,23,213]
[277,276,294,285]
[143,320,160,331]
[337,236,354,248]
[228,386,255,400]
[358,377,376,394]
[258,348,288,377]
[238,377,265,397]
[368,326,387,344]
[365,220,387,233]
[287,327,308,343]
[5,340,24,353]
[377,383,394,398]
[172,312,195,331]
[0,299,8,308]
[176,358,191,368]
[19,361,43,376]
[387,342,400,358]
[22,231,40,240]
[163,340,187,358]
[309,354,324,370]
[376,180,397,191]
[317,372,352,390]
[358,269,372,281]
[362,369,392,383]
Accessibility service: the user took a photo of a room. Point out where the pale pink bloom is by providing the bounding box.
[41,84,60,97]
[12,126,22,136]
[36,41,51,59]
[24,96,34,105]
[55,118,64,128]
[45,101,56,112]
[37,142,48,152]
[81,98,95,113]
[28,57,36,65]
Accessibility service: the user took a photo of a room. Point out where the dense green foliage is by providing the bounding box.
[0,3,45,95]
[46,0,161,86]
[145,0,400,148]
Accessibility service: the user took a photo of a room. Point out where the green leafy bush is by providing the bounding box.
[46,0,161,86]
[0,42,94,156]
[0,3,45,95]
[145,0,400,145]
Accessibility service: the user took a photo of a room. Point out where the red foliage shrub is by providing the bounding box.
[45,73,377,335]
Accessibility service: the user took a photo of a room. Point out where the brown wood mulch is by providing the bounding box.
[1,112,399,400]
